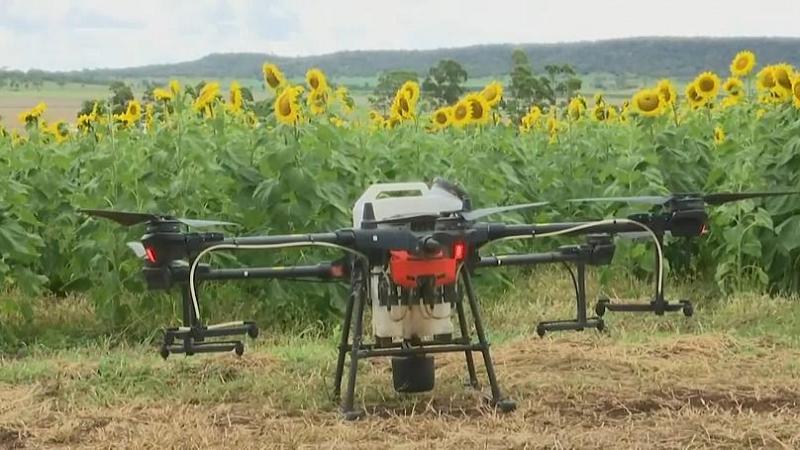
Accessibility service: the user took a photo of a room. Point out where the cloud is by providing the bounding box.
[0,0,799,71]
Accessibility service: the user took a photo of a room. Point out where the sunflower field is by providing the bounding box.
[2,50,800,341]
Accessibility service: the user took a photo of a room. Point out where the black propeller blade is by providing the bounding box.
[79,209,238,228]
[568,191,799,206]
[460,202,549,221]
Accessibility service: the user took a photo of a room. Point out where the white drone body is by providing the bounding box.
[352,182,465,343]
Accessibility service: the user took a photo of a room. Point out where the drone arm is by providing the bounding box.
[484,220,648,241]
[477,251,583,267]
[199,262,345,281]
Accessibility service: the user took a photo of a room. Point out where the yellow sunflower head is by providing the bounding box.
[307,89,329,115]
[431,106,453,130]
[694,72,721,100]
[685,83,707,109]
[723,77,744,97]
[368,110,386,129]
[125,100,142,122]
[465,93,490,125]
[793,76,800,109]
[153,87,173,102]
[274,85,302,125]
[169,80,181,96]
[730,50,756,77]
[713,125,725,145]
[546,113,559,135]
[771,63,795,94]
[480,81,503,107]
[263,63,286,91]
[593,92,606,107]
[656,79,677,106]
[193,82,220,113]
[17,101,47,125]
[452,99,472,127]
[567,96,586,120]
[306,68,328,92]
[391,93,415,120]
[756,66,776,92]
[632,88,664,117]
[400,81,421,105]
[227,81,244,114]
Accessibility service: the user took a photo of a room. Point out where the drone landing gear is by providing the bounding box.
[333,269,515,420]
[536,262,604,337]
[595,297,693,317]
[160,284,259,359]
[594,233,693,318]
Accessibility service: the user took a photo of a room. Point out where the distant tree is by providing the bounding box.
[77,99,107,118]
[545,64,582,106]
[108,81,134,114]
[507,49,553,119]
[422,59,468,107]
[369,70,418,112]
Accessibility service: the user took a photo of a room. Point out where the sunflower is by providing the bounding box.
[567,96,586,120]
[153,87,173,101]
[793,76,800,109]
[391,93,414,120]
[18,102,47,125]
[274,85,302,125]
[546,113,559,143]
[730,50,756,77]
[771,64,795,95]
[594,92,606,107]
[519,105,542,132]
[169,80,181,96]
[756,66,776,92]
[452,98,472,127]
[480,81,503,107]
[656,79,677,107]
[193,82,220,115]
[368,110,385,129]
[227,81,244,114]
[694,72,721,100]
[591,104,610,122]
[41,120,68,143]
[400,81,421,106]
[307,89,329,115]
[77,113,93,131]
[465,93,490,125]
[145,103,155,130]
[263,63,287,91]
[115,100,142,127]
[632,88,664,117]
[306,68,328,92]
[431,106,452,130]
[335,86,354,112]
[713,126,725,145]
[723,77,744,97]
[685,83,706,109]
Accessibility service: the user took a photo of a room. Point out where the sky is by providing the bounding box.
[1,0,799,71]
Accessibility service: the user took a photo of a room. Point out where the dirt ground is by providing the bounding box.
[1,331,799,449]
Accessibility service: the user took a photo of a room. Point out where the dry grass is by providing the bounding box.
[2,270,800,449]
[2,331,800,448]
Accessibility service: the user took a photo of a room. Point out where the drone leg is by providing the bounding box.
[536,263,604,335]
[341,275,366,421]
[181,284,198,352]
[462,271,515,413]
[333,275,357,399]
[454,293,479,389]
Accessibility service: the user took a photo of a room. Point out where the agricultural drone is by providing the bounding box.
[80,178,797,419]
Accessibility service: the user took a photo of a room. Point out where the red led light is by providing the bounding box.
[453,242,466,260]
[145,246,158,264]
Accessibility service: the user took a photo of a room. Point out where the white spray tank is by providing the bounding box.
[353,182,464,342]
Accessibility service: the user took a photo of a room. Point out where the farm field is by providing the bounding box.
[2,272,800,449]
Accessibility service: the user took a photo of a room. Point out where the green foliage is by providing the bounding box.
[507,49,556,118]
[108,81,134,114]
[1,90,799,348]
[422,59,468,107]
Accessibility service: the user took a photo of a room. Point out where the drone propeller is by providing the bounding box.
[460,202,550,221]
[126,241,147,258]
[568,191,799,206]
[79,208,238,228]
[373,201,549,225]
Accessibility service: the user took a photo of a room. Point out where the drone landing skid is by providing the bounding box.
[595,297,694,317]
[536,261,605,337]
[159,284,259,359]
[333,268,516,420]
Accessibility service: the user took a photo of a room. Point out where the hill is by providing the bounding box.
[53,37,800,82]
